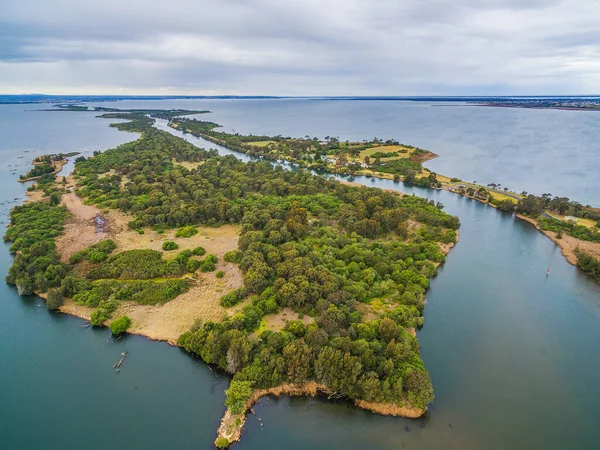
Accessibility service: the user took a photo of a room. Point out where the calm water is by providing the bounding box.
[0,100,599,450]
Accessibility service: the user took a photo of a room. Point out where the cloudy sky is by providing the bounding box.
[1,0,599,95]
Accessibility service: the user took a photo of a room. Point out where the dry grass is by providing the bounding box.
[488,191,519,203]
[55,188,245,343]
[112,264,245,343]
[358,145,413,161]
[258,307,314,333]
[55,191,110,262]
[24,188,46,204]
[172,158,204,170]
[546,212,598,230]
[247,140,276,147]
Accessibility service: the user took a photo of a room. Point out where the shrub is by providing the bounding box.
[215,437,229,449]
[192,246,206,256]
[87,250,108,263]
[90,309,108,326]
[86,249,186,280]
[110,316,132,335]
[284,320,306,337]
[186,259,201,272]
[216,270,224,278]
[205,254,218,264]
[220,288,245,307]
[162,241,179,251]
[201,259,216,272]
[90,299,118,326]
[69,240,116,264]
[223,250,243,263]
[46,288,64,310]
[175,226,198,238]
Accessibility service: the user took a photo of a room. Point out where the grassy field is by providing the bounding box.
[356,144,414,161]
[546,213,598,229]
[488,191,520,203]
[247,140,277,147]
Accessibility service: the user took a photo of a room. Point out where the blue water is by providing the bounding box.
[0,100,599,450]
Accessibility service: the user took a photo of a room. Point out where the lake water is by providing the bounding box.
[0,100,599,450]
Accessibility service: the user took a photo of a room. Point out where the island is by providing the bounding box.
[4,110,460,447]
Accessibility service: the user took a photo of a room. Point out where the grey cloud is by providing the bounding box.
[1,0,599,94]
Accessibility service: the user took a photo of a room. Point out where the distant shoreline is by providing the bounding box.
[474,103,600,112]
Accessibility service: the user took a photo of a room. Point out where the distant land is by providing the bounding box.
[2,94,600,110]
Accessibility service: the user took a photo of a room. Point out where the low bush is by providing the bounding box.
[175,226,198,238]
[90,299,118,326]
[215,437,229,449]
[220,288,245,307]
[110,316,132,335]
[223,250,243,263]
[162,240,179,251]
[201,260,216,272]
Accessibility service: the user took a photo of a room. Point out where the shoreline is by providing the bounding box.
[474,103,600,112]
[515,213,600,265]
[342,170,597,271]
[215,382,424,447]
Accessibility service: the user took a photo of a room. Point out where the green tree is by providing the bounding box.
[378,317,399,342]
[225,380,253,414]
[162,241,179,251]
[46,288,64,310]
[109,316,132,335]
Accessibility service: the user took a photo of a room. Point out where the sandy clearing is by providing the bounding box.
[114,224,240,259]
[24,188,46,204]
[55,191,110,262]
[112,262,244,343]
[172,159,204,170]
[54,187,245,343]
[260,307,314,332]
[59,260,245,344]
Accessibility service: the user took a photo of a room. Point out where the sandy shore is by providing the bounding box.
[216,381,424,446]
[516,214,600,264]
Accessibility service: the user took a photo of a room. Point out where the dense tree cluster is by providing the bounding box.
[4,202,69,295]
[517,194,600,222]
[20,163,55,180]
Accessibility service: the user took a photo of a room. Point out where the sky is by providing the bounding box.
[1,0,599,96]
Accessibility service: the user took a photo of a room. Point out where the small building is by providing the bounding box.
[564,216,578,223]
